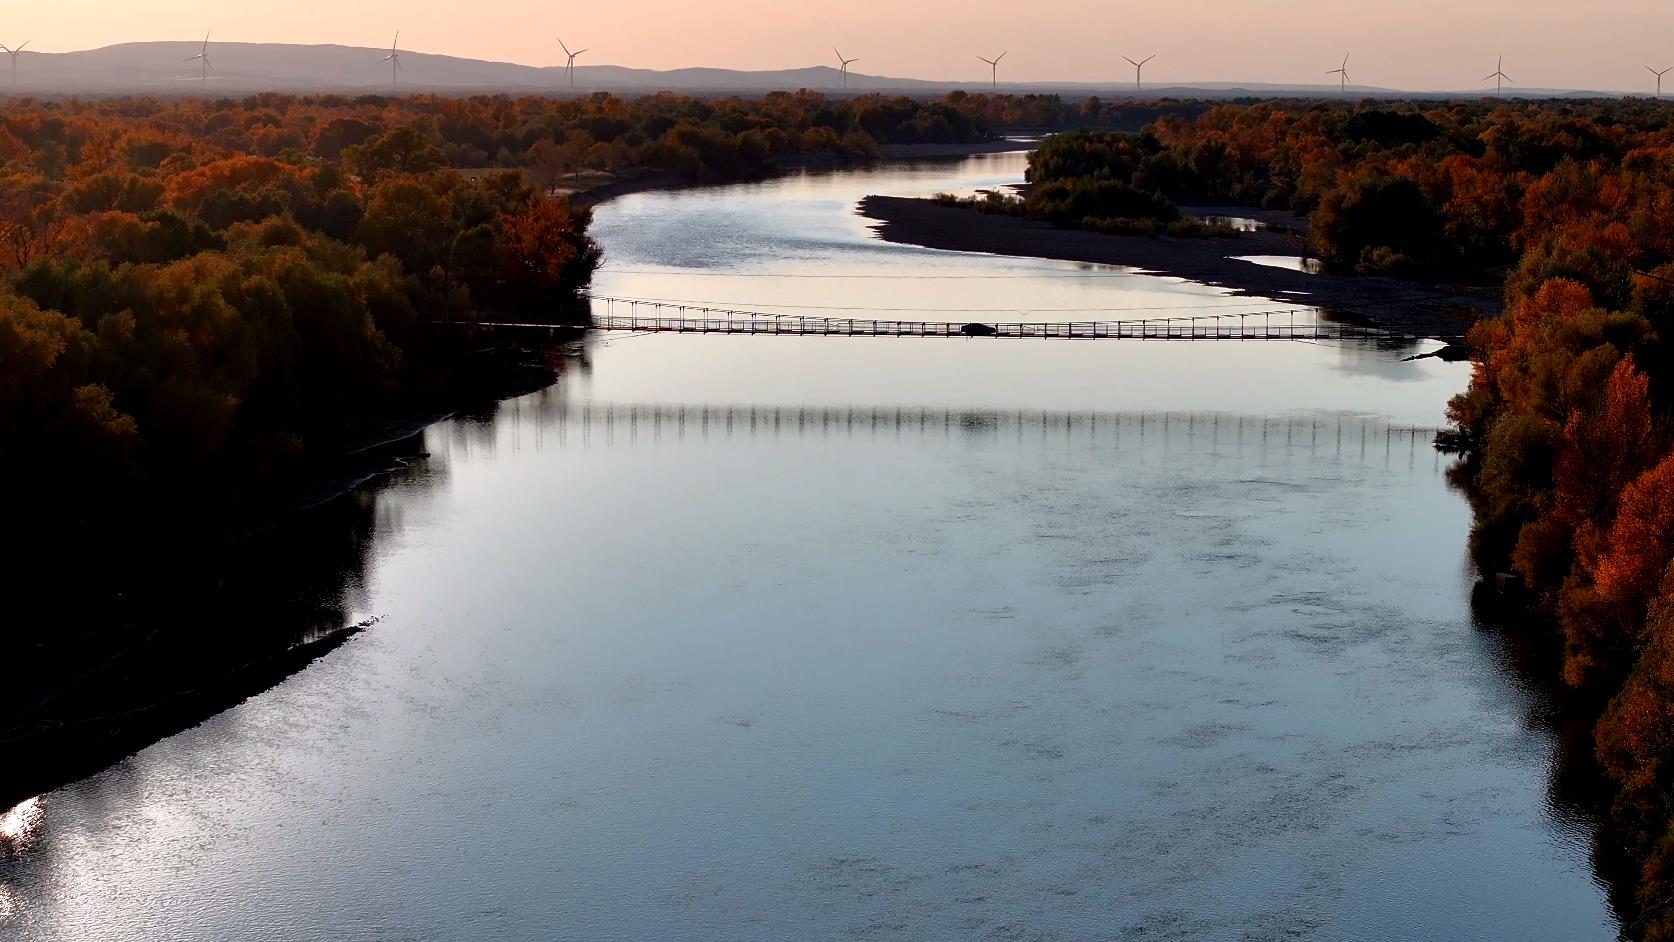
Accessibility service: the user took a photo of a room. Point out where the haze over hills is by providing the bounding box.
[0,41,1629,98]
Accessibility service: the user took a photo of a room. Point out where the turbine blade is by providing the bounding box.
[997,51,1007,62]
[559,38,572,56]
[1143,55,1155,65]
[576,49,589,56]
[17,41,27,53]
[1124,57,1138,67]
[0,45,10,55]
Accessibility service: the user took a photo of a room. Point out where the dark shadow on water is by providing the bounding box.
[0,343,595,817]
[1468,575,1640,934]
[0,455,433,814]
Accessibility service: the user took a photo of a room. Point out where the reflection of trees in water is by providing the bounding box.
[0,343,597,813]
[0,435,446,814]
[1467,589,1638,928]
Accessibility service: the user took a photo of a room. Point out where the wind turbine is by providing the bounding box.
[381,32,403,86]
[1328,53,1351,93]
[1484,54,1511,96]
[978,51,1006,90]
[1649,65,1671,97]
[834,47,859,89]
[185,31,212,82]
[0,41,28,89]
[558,37,589,88]
[1124,54,1155,93]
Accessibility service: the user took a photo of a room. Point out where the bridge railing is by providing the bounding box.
[449,297,1470,343]
[583,312,1431,342]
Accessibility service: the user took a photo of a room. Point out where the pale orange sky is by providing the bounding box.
[11,0,1674,91]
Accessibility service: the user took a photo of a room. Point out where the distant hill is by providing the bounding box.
[0,42,946,95]
[0,42,1624,99]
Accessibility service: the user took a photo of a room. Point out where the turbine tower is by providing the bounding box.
[834,47,859,89]
[1484,55,1511,96]
[1328,53,1351,93]
[558,37,589,88]
[185,31,212,83]
[1650,65,1671,98]
[1123,55,1155,93]
[978,52,1006,90]
[381,32,403,86]
[0,41,28,89]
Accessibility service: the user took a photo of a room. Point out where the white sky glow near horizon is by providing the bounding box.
[6,0,1674,91]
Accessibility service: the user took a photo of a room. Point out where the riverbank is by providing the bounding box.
[1,348,577,814]
[858,195,1502,331]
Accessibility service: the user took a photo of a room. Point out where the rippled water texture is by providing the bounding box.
[0,155,1616,941]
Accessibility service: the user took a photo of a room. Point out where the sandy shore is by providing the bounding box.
[858,195,1501,330]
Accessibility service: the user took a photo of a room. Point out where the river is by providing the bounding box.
[0,153,1619,940]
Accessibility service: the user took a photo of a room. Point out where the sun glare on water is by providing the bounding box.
[0,797,44,851]
[0,797,43,924]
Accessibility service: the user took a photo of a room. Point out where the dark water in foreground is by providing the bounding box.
[0,155,1617,941]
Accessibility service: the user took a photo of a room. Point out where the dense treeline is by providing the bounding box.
[954,100,1674,285]
[1440,154,1674,938]
[932,130,1234,238]
[0,90,995,185]
[0,89,1002,594]
[0,94,612,584]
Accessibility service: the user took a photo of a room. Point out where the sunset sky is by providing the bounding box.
[12,0,1674,90]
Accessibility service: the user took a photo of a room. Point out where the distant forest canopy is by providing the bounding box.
[929,99,1674,283]
[0,93,618,577]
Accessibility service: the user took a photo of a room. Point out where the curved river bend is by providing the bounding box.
[0,153,1618,941]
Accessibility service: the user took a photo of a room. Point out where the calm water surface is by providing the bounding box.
[0,155,1618,940]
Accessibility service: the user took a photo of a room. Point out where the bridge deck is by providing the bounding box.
[461,298,1473,343]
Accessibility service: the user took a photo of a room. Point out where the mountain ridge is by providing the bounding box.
[0,41,1624,98]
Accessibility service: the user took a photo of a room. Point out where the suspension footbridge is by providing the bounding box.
[459,297,1472,344]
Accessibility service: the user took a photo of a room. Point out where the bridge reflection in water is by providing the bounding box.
[481,398,1448,470]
